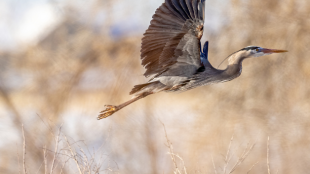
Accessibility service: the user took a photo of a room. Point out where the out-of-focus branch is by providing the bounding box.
[0,85,45,172]
[267,136,271,174]
[22,125,28,174]
[0,86,23,133]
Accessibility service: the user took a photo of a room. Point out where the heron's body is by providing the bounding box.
[98,0,287,119]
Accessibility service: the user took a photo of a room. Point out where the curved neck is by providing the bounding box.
[219,51,248,81]
[213,52,246,82]
[222,64,242,79]
[199,59,242,84]
[198,50,248,83]
[227,51,248,66]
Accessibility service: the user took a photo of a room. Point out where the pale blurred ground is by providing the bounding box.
[0,0,310,174]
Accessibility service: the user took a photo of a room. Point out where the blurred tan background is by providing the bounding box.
[0,0,309,173]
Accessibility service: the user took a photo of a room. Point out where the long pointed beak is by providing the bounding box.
[261,48,288,53]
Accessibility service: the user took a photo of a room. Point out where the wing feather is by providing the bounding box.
[198,0,205,20]
[171,0,190,19]
[165,0,186,21]
[141,0,206,78]
[179,0,192,19]
[191,0,198,19]
[185,0,195,19]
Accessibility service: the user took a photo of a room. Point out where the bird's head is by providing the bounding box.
[240,46,288,58]
[224,46,288,66]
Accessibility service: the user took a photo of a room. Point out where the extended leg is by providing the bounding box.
[97,92,153,120]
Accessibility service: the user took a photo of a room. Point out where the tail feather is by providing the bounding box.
[129,83,153,95]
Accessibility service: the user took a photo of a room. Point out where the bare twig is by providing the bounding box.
[247,161,259,174]
[36,113,55,137]
[159,121,179,171]
[92,126,116,172]
[17,144,21,174]
[60,157,71,174]
[43,145,48,174]
[211,156,217,174]
[77,143,91,174]
[64,135,83,174]
[267,136,271,174]
[22,124,28,174]
[82,141,94,172]
[229,143,255,174]
[159,120,188,174]
[167,152,188,174]
[50,125,63,174]
[34,155,44,174]
[223,135,234,174]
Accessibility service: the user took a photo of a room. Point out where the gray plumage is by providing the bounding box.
[98,0,287,119]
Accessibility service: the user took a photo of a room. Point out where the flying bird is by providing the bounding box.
[98,0,287,120]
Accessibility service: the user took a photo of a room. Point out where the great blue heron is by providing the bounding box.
[98,0,287,120]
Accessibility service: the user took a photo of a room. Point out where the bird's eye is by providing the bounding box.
[256,49,259,52]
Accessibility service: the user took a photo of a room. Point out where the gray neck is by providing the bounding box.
[217,50,250,82]
[220,64,242,81]
[178,57,243,92]
[200,61,242,84]
[195,50,248,84]
[210,60,244,83]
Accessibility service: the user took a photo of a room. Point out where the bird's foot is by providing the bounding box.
[98,105,118,120]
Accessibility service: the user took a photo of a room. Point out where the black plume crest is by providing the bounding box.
[240,46,260,51]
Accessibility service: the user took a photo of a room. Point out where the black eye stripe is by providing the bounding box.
[241,46,260,51]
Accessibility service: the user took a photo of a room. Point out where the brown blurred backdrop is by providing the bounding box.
[0,0,309,173]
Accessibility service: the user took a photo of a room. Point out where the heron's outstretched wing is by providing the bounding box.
[141,0,206,78]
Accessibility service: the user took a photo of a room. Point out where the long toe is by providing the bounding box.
[98,105,118,120]
[98,112,112,120]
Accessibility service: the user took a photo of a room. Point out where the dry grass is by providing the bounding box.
[17,121,118,174]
